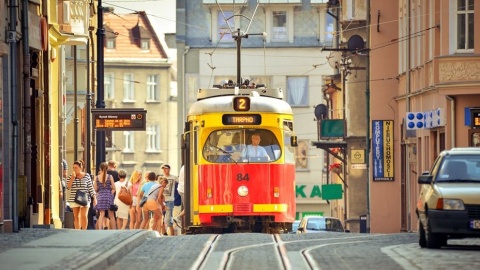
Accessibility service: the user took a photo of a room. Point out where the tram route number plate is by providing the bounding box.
[470,220,480,229]
[92,108,147,131]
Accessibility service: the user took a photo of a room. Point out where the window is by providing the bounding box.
[146,125,161,152]
[105,73,114,100]
[141,39,150,50]
[457,0,474,50]
[272,11,287,41]
[218,10,235,41]
[287,77,308,107]
[123,131,134,152]
[123,73,135,101]
[326,13,334,43]
[106,38,116,49]
[295,140,309,170]
[146,75,159,101]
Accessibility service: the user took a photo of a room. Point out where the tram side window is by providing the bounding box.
[202,129,281,163]
[283,121,295,164]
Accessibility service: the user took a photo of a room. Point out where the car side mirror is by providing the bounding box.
[418,174,433,184]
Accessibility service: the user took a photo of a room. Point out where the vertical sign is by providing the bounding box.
[372,120,394,181]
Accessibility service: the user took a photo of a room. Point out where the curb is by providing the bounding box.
[44,230,159,270]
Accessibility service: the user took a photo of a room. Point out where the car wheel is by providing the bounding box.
[418,220,426,248]
[425,219,443,249]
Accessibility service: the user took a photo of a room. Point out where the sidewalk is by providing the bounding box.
[0,229,159,270]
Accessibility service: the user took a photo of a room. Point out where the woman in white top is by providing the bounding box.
[114,169,130,230]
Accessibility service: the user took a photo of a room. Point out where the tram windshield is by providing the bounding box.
[203,129,280,163]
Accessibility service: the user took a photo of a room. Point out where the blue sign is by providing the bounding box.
[372,120,394,181]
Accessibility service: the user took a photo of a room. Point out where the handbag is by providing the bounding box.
[109,204,118,211]
[118,181,133,205]
[74,180,89,206]
[139,184,161,207]
[139,196,148,207]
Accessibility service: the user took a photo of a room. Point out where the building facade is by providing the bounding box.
[103,11,178,174]
[1,0,98,232]
[176,0,337,220]
[369,0,479,233]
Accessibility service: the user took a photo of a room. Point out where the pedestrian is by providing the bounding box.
[128,170,143,229]
[161,164,178,236]
[114,169,130,230]
[60,159,67,200]
[94,162,117,230]
[172,180,182,235]
[137,171,150,228]
[138,172,164,233]
[66,160,96,230]
[174,164,185,232]
[107,160,120,182]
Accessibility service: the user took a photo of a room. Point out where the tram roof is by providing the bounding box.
[188,94,293,116]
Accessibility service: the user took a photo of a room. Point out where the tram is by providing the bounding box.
[182,80,297,233]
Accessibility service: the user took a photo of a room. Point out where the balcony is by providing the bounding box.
[58,0,89,35]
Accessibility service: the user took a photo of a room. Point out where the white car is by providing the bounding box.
[288,220,300,234]
[416,148,480,248]
[296,216,347,234]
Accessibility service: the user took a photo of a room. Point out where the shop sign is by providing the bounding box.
[296,184,322,198]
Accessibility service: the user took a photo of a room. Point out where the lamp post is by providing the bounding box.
[95,0,106,172]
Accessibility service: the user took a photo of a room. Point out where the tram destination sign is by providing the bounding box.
[222,114,262,125]
[92,108,147,131]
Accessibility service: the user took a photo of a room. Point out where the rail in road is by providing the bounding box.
[107,232,480,270]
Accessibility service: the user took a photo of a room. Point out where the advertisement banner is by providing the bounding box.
[372,120,394,181]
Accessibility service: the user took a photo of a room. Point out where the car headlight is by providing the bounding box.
[437,198,465,210]
[237,186,248,197]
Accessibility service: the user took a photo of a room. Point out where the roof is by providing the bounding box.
[442,148,480,155]
[103,11,169,60]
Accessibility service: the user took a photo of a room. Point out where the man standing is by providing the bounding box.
[161,164,178,236]
[107,160,120,183]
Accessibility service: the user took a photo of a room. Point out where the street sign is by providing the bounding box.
[350,149,365,164]
[92,108,147,131]
[351,164,367,170]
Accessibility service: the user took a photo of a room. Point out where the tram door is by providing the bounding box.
[468,129,480,147]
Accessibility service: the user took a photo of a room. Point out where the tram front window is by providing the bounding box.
[203,129,280,163]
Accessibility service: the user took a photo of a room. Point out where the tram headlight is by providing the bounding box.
[237,186,248,197]
[273,187,280,198]
[206,187,213,199]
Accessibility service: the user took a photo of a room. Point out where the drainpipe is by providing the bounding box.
[445,96,456,148]
[365,0,371,234]
[89,12,96,173]
[9,0,19,232]
[182,46,190,122]
[22,0,32,227]
[74,45,78,161]
[405,0,412,232]
[86,40,92,175]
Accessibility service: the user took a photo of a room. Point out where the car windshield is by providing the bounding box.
[435,155,480,182]
[306,217,344,232]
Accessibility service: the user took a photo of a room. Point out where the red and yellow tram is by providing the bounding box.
[183,83,297,233]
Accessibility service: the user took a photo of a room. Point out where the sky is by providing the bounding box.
[103,0,176,33]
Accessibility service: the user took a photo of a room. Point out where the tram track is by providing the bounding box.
[193,234,295,270]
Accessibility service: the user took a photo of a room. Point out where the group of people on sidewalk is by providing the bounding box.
[63,160,184,236]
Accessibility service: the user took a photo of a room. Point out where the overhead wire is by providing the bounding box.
[98,1,465,92]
